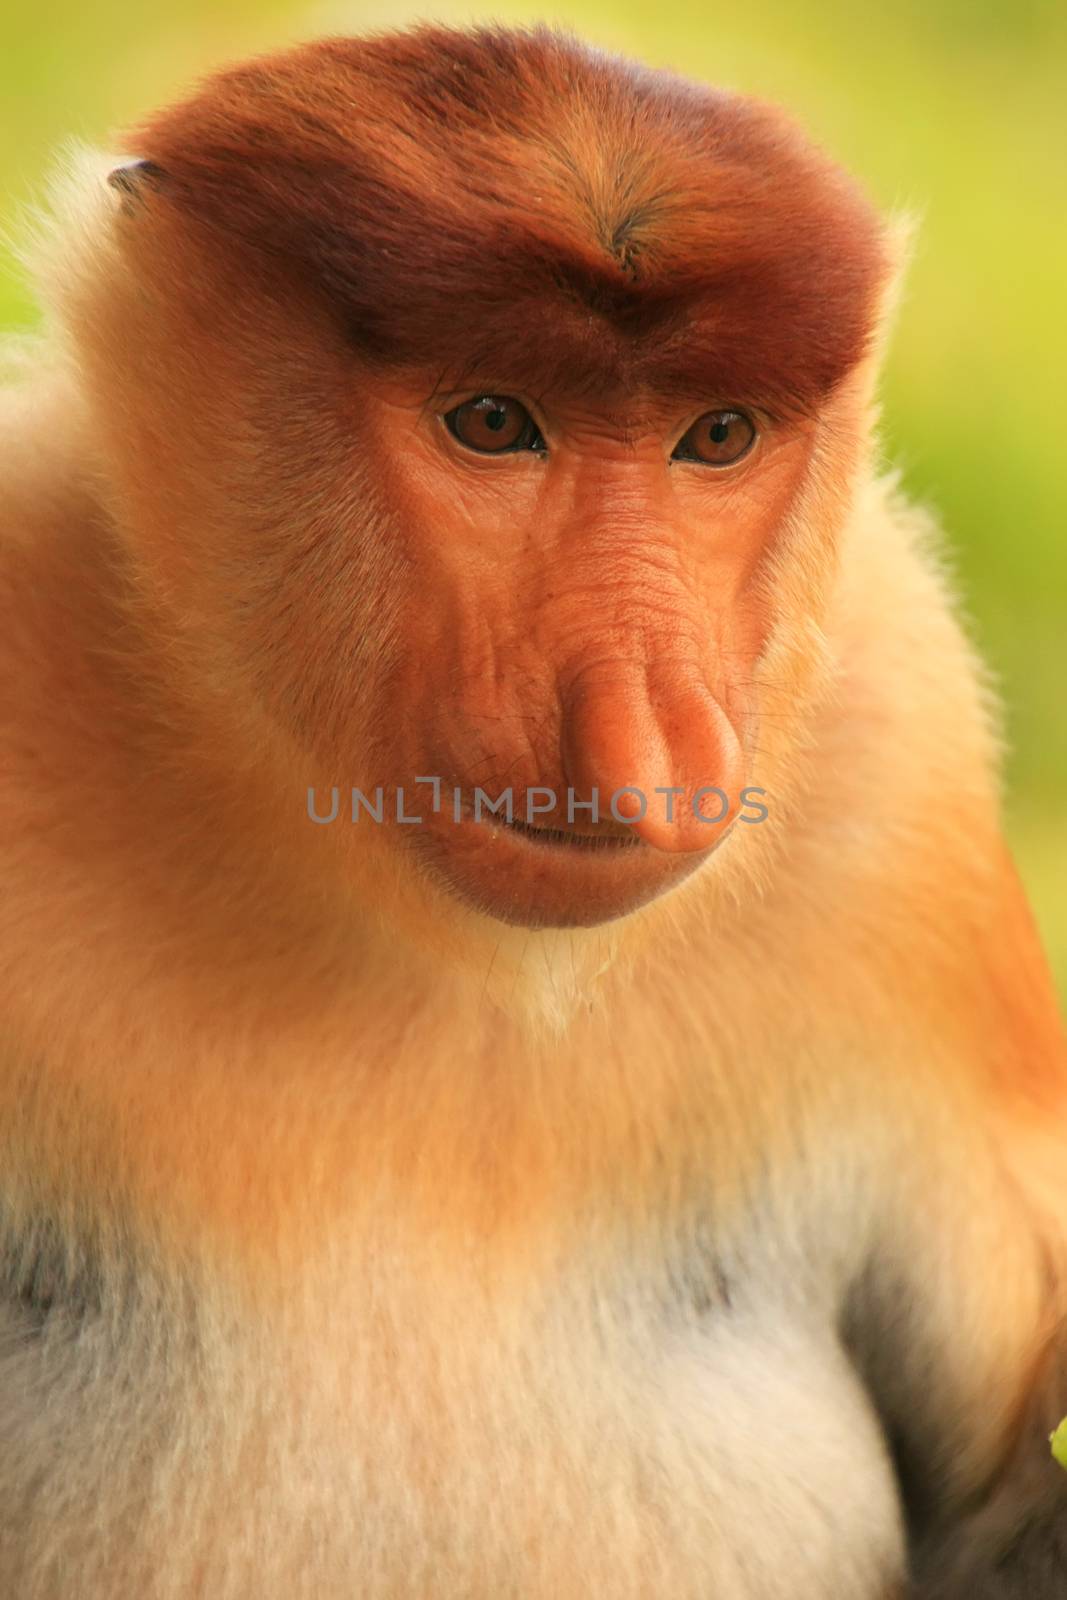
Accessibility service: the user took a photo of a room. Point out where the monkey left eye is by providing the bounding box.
[444,396,546,455]
[672,410,757,467]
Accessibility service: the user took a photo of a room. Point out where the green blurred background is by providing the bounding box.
[2,0,1064,996]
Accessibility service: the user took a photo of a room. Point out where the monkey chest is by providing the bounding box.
[206,1298,904,1598]
[4,1281,905,1599]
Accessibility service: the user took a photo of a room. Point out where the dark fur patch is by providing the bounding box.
[0,1214,105,1337]
[125,24,889,417]
[907,1330,1067,1597]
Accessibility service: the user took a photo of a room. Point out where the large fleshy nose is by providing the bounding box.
[560,658,744,853]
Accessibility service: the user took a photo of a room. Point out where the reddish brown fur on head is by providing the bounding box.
[128,25,888,417]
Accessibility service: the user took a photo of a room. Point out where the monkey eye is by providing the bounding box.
[672,410,757,467]
[444,396,546,455]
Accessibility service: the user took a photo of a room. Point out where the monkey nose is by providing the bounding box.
[560,662,745,854]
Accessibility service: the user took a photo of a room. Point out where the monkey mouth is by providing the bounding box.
[498,815,643,851]
[452,793,645,851]
[405,788,708,929]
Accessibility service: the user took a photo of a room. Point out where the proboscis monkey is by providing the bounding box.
[0,23,1064,1599]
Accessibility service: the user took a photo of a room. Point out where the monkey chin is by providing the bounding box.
[408,809,718,930]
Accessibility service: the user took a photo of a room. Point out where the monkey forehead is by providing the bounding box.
[126,25,889,416]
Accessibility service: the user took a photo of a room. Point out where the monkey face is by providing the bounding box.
[332,372,822,928]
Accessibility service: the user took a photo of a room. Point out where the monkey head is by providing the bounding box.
[51,26,891,933]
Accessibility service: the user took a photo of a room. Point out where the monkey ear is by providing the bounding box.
[107,159,167,205]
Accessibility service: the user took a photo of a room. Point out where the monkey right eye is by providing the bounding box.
[444,396,546,455]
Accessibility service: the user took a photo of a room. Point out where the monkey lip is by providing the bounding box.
[408,796,712,929]
[497,814,643,851]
